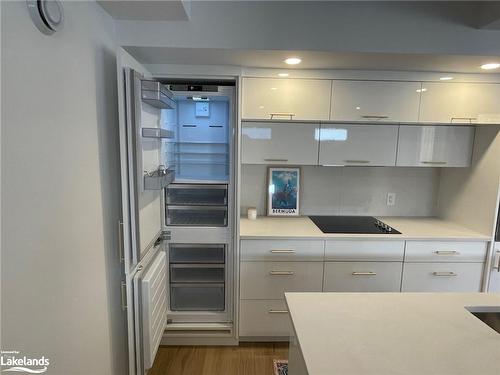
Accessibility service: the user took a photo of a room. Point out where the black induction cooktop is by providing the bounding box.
[309,216,401,234]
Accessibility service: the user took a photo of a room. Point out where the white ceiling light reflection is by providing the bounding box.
[242,127,272,139]
[315,128,348,141]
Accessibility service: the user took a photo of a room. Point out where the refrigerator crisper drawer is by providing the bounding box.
[169,244,225,264]
[166,184,228,206]
[166,205,228,226]
[170,264,225,283]
[170,284,225,311]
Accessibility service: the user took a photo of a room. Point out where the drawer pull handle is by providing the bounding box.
[352,272,377,276]
[270,113,295,120]
[270,249,295,253]
[268,309,289,314]
[269,271,295,276]
[264,158,289,162]
[435,250,459,255]
[432,271,457,277]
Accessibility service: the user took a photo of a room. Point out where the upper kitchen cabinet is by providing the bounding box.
[419,82,500,124]
[318,124,398,166]
[242,77,331,121]
[396,125,475,167]
[242,121,320,165]
[330,80,421,123]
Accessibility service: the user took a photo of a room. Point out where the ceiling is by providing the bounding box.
[124,47,500,73]
[98,0,191,21]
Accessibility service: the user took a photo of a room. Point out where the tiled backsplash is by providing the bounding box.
[241,165,440,217]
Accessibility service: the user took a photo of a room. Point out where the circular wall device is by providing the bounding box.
[27,0,64,35]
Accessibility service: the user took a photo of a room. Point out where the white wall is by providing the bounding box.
[241,165,440,217]
[1,2,126,374]
[437,126,500,236]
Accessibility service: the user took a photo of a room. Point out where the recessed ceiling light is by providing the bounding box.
[278,73,289,77]
[270,87,278,90]
[481,63,500,70]
[284,57,301,65]
[440,76,454,81]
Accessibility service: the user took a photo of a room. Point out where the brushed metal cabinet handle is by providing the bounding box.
[264,158,289,162]
[270,249,295,253]
[269,271,295,276]
[421,161,447,165]
[352,272,377,276]
[361,115,389,119]
[343,160,370,164]
[268,309,289,314]
[450,117,477,124]
[435,250,459,255]
[432,271,457,277]
[270,113,295,120]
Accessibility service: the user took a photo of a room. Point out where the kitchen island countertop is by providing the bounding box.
[285,292,500,375]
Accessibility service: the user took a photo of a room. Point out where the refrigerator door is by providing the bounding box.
[117,48,171,375]
[489,243,500,292]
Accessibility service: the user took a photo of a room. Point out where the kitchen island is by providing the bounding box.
[285,293,500,375]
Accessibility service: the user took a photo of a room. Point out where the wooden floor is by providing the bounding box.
[149,342,289,375]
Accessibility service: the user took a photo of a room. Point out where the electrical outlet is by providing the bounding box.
[386,192,396,206]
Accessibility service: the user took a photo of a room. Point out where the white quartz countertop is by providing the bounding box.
[285,293,500,375]
[239,216,490,240]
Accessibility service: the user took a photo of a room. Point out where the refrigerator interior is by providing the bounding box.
[161,95,231,183]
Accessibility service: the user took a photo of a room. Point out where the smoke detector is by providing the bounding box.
[27,0,64,35]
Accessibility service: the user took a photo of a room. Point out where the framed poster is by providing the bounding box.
[267,167,300,216]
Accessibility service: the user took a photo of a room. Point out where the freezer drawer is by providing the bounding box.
[170,284,225,311]
[166,205,227,226]
[169,244,225,264]
[166,184,228,206]
[170,264,225,283]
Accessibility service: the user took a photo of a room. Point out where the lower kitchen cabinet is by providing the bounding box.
[239,299,291,337]
[240,261,324,299]
[401,262,484,292]
[323,261,403,292]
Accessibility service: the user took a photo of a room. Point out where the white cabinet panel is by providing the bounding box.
[242,77,332,121]
[242,121,320,165]
[323,262,403,292]
[405,241,487,263]
[325,240,405,261]
[401,262,484,292]
[396,125,474,167]
[419,82,500,124]
[240,239,325,261]
[318,124,398,166]
[331,80,421,122]
[239,299,291,337]
[240,262,324,299]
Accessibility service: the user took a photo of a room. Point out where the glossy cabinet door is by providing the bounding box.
[419,82,500,124]
[318,124,398,166]
[241,121,320,165]
[242,77,332,121]
[331,80,421,122]
[396,125,474,167]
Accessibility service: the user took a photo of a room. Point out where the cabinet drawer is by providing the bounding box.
[239,299,291,337]
[405,241,487,263]
[323,262,403,292]
[240,262,323,299]
[401,263,484,292]
[325,240,405,261]
[241,240,324,261]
